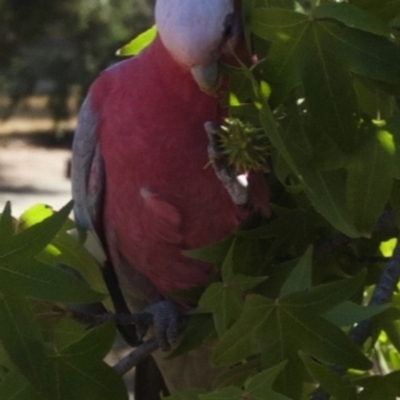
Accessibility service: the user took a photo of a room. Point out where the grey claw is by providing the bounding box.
[205,121,249,206]
[142,300,180,351]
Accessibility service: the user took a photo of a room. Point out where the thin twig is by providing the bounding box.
[69,309,153,327]
[113,337,160,376]
[349,234,400,347]
[311,233,400,400]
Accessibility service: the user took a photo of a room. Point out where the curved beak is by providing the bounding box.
[191,63,220,95]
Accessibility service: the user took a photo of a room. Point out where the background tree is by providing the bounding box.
[0,0,152,123]
[1,0,400,399]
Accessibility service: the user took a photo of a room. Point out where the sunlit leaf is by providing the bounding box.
[18,203,108,297]
[116,25,157,56]
[0,201,73,265]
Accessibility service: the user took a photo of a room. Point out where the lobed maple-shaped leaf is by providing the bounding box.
[300,353,357,400]
[212,265,371,399]
[0,322,126,400]
[0,202,104,303]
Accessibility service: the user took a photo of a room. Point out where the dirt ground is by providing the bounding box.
[0,96,75,217]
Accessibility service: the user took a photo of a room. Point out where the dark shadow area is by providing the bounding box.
[0,184,61,195]
[0,130,73,149]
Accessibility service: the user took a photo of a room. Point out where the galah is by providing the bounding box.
[72,0,269,397]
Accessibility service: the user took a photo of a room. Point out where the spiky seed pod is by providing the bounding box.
[219,118,270,172]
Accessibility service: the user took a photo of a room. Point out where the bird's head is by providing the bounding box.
[155,0,242,94]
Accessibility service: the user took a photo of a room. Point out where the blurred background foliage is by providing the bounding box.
[0,0,154,127]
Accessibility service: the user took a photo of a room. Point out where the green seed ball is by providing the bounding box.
[219,118,270,172]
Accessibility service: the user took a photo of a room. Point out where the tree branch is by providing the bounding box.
[311,233,400,400]
[113,337,160,376]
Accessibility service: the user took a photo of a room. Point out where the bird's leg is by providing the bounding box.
[205,121,249,206]
[68,300,187,351]
[137,300,187,351]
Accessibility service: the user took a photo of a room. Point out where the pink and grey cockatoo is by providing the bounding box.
[72,0,269,397]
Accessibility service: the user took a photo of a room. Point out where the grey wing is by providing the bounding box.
[72,95,107,264]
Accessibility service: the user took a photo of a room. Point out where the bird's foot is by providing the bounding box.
[205,121,249,206]
[138,300,186,351]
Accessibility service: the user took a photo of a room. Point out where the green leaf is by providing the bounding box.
[303,168,359,238]
[116,25,157,56]
[271,307,371,370]
[58,321,116,366]
[183,236,234,264]
[47,322,125,400]
[323,301,390,327]
[391,180,400,229]
[245,361,291,400]
[165,389,207,400]
[353,76,396,120]
[214,272,371,370]
[18,203,108,299]
[376,307,400,352]
[52,318,87,351]
[0,321,124,400]
[284,270,366,315]
[0,369,40,400]
[263,106,359,237]
[0,201,73,265]
[318,22,400,86]
[199,387,242,400]
[0,295,46,392]
[221,240,235,282]
[241,206,317,257]
[229,275,268,291]
[313,3,391,37]
[300,353,357,400]
[243,43,358,237]
[357,371,400,400]
[0,258,105,303]
[351,0,400,23]
[212,295,274,366]
[387,115,400,180]
[280,246,312,296]
[168,314,216,359]
[199,282,244,337]
[46,358,128,400]
[47,232,108,296]
[251,8,308,104]
[200,363,291,400]
[301,32,359,153]
[212,359,260,390]
[346,128,395,235]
